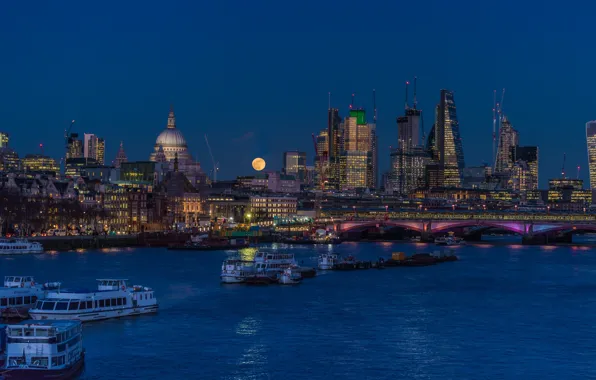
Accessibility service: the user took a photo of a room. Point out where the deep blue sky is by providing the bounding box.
[0,1,592,187]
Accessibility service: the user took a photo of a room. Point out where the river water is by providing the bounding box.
[1,242,596,380]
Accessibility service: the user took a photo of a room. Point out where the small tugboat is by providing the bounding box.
[277,267,302,285]
[318,253,339,270]
[384,252,438,267]
[0,277,60,320]
[0,320,85,379]
[435,232,463,246]
[220,259,254,284]
[28,279,158,322]
[0,239,44,255]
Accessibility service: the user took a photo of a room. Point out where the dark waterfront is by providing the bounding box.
[2,242,596,379]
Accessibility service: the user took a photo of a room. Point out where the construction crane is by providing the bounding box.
[577,165,581,179]
[312,133,327,190]
[561,153,566,179]
[204,134,218,183]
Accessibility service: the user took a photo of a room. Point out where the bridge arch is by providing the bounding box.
[340,221,424,233]
[431,221,527,235]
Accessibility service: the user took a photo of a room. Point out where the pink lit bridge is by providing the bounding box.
[324,211,596,244]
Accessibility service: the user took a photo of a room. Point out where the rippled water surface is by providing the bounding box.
[2,242,596,380]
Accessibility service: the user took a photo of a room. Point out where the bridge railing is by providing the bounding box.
[320,211,596,223]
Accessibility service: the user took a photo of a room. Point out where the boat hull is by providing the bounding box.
[28,305,158,322]
[220,276,246,284]
[1,353,84,380]
[168,245,249,251]
[0,306,33,320]
[0,249,44,255]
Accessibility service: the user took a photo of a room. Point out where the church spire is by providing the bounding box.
[167,105,176,129]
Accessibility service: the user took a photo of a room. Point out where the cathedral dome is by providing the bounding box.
[156,128,187,148]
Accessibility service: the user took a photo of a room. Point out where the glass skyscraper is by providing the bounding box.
[586,121,596,189]
[435,90,465,187]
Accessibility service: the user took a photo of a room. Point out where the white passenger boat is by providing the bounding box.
[27,279,158,322]
[0,239,43,255]
[277,267,301,285]
[0,320,84,379]
[220,260,255,284]
[318,253,339,270]
[254,251,296,271]
[0,277,60,319]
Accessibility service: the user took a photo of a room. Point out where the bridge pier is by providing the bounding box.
[522,233,572,245]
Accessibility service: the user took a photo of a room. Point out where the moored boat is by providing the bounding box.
[0,320,84,380]
[0,277,60,320]
[277,267,302,285]
[318,253,339,270]
[220,259,255,283]
[0,239,43,255]
[28,279,158,322]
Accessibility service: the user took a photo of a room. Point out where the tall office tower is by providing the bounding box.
[587,121,596,189]
[83,134,106,164]
[0,132,8,148]
[391,85,427,195]
[66,133,83,159]
[435,89,465,187]
[340,109,374,190]
[314,129,328,189]
[369,122,378,189]
[511,146,539,191]
[283,151,307,183]
[327,108,342,190]
[495,116,519,176]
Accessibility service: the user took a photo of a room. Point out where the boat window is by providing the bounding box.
[5,276,13,282]
[117,298,122,306]
[99,300,104,307]
[24,296,31,304]
[55,302,68,311]
[51,355,66,367]
[41,301,56,310]
[0,298,6,306]
[9,328,23,336]
[79,301,87,310]
[87,301,93,309]
[121,297,126,305]
[32,295,38,303]
[26,277,32,283]
[36,328,49,337]
[68,301,79,310]
[30,357,49,368]
[24,328,34,336]
[14,277,21,282]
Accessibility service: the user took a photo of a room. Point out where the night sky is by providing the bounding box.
[0,0,592,186]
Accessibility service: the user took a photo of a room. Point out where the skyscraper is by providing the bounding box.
[66,133,83,159]
[511,146,539,191]
[494,116,518,189]
[327,108,342,190]
[587,121,596,189]
[339,109,375,190]
[283,151,307,183]
[0,132,8,148]
[314,129,328,189]
[84,134,106,165]
[435,89,465,187]
[390,82,427,195]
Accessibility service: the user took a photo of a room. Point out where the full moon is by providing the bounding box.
[252,157,266,171]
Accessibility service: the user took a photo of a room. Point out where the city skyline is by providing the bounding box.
[1,1,594,186]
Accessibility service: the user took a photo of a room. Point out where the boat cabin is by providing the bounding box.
[97,279,128,291]
[4,276,36,288]
[4,320,83,370]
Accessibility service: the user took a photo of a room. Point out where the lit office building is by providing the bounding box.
[586,121,596,189]
[314,129,328,189]
[0,132,8,148]
[389,147,430,194]
[495,116,519,188]
[340,109,375,190]
[21,154,60,173]
[283,151,307,183]
[435,90,465,187]
[327,108,342,190]
[84,134,106,165]
[511,146,539,192]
